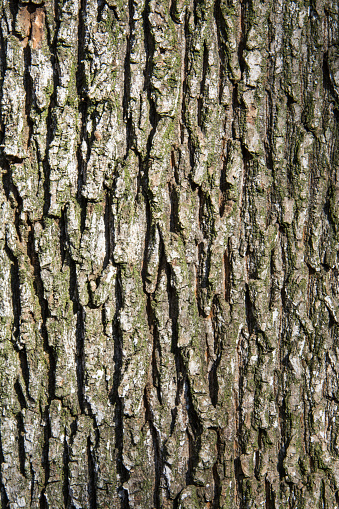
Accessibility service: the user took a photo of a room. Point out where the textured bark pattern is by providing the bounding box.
[0,0,339,507]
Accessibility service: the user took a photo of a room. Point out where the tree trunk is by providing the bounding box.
[0,0,339,507]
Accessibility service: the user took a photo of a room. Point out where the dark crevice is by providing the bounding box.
[87,436,97,509]
[0,25,6,147]
[166,261,179,371]
[80,197,88,237]
[15,412,26,477]
[185,382,203,445]
[8,0,19,26]
[77,0,87,98]
[1,167,11,200]
[245,284,256,337]
[265,478,276,509]
[219,144,231,218]
[103,191,112,269]
[143,0,160,158]
[180,10,190,146]
[26,215,55,506]
[169,407,178,436]
[76,306,86,414]
[196,188,215,316]
[97,0,105,22]
[30,464,35,507]
[197,241,212,316]
[184,378,203,485]
[110,266,123,407]
[40,407,51,509]
[208,359,220,408]
[42,58,57,215]
[144,386,162,508]
[197,42,209,131]
[277,398,288,481]
[41,0,60,217]
[59,211,67,266]
[14,380,27,410]
[171,146,181,185]
[169,0,181,24]
[110,268,130,508]
[165,259,203,485]
[323,50,339,107]
[173,492,180,509]
[213,427,224,509]
[214,0,228,101]
[68,255,79,318]
[193,0,198,26]
[212,461,221,509]
[141,171,154,292]
[232,83,240,140]
[106,2,120,22]
[123,0,135,155]
[238,0,249,78]
[165,256,189,442]
[117,485,130,509]
[18,347,32,402]
[76,0,89,203]
[236,334,249,494]
[183,31,200,177]
[39,490,48,509]
[77,100,89,201]
[224,244,231,303]
[209,296,226,407]
[234,454,245,508]
[63,434,71,509]
[146,295,162,404]
[2,168,24,243]
[43,1,54,49]
[26,217,55,399]
[198,186,215,239]
[169,180,180,233]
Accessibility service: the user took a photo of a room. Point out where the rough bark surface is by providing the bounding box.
[0,0,339,507]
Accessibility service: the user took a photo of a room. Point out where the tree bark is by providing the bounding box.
[0,0,339,507]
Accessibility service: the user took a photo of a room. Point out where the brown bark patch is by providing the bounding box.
[17,6,45,49]
[17,6,31,38]
[31,9,45,50]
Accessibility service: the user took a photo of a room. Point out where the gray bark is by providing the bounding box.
[0,0,339,507]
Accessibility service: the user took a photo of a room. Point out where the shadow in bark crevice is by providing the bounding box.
[87,435,97,509]
[109,268,131,508]
[144,385,163,508]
